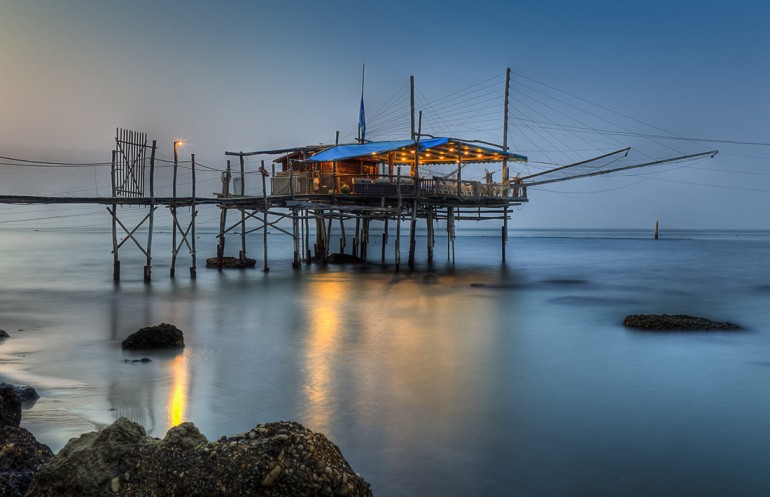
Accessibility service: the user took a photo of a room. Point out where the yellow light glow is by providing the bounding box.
[167,354,189,428]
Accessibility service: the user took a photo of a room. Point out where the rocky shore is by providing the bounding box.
[1,388,373,496]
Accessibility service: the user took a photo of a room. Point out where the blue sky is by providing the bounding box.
[1,0,768,229]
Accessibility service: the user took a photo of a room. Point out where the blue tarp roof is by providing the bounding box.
[306,138,449,162]
[305,137,527,163]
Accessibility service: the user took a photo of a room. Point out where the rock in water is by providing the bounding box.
[0,383,40,407]
[26,417,373,497]
[623,314,741,331]
[0,425,54,497]
[0,385,21,428]
[205,256,256,269]
[121,323,185,349]
[0,329,9,339]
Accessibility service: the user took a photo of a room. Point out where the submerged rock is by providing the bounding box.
[121,323,185,349]
[0,425,54,497]
[0,329,9,339]
[205,256,256,269]
[26,417,373,497]
[623,314,741,331]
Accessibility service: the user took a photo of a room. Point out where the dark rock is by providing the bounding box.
[123,358,152,363]
[0,425,54,497]
[0,385,21,428]
[623,314,741,331]
[121,323,185,350]
[326,253,363,264]
[0,329,8,339]
[0,384,39,407]
[205,256,256,269]
[26,417,373,497]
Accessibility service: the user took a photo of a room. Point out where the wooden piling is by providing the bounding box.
[190,154,197,278]
[144,140,157,282]
[239,154,247,262]
[216,160,231,271]
[654,219,659,240]
[261,160,269,272]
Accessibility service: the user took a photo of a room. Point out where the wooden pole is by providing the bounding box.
[361,216,369,261]
[408,113,421,268]
[426,207,433,263]
[353,215,360,258]
[395,169,402,272]
[190,153,197,278]
[171,142,179,278]
[654,219,659,240]
[339,213,346,254]
[502,205,508,263]
[110,149,120,281]
[261,160,269,272]
[381,217,389,263]
[240,154,247,262]
[292,208,300,269]
[304,209,311,264]
[144,140,157,282]
[216,161,231,271]
[410,75,415,140]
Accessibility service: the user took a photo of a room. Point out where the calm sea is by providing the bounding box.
[1,226,769,496]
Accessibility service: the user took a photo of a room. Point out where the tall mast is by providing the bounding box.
[410,75,415,140]
[502,67,511,183]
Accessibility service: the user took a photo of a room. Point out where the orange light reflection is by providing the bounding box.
[167,354,189,428]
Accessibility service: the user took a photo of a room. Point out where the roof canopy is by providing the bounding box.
[305,138,527,165]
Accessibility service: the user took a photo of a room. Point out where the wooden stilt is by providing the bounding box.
[261,160,269,272]
[353,216,360,257]
[339,213,346,254]
[408,199,417,268]
[190,154,197,278]
[144,140,157,282]
[361,216,369,261]
[110,150,120,281]
[240,155,247,262]
[426,207,434,263]
[395,171,402,271]
[292,208,300,269]
[502,205,508,263]
[216,161,231,271]
[381,217,389,263]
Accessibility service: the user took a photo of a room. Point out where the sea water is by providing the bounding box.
[1,227,769,496]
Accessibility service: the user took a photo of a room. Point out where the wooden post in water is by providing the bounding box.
[426,207,434,263]
[502,205,508,263]
[361,216,369,261]
[110,150,120,281]
[239,154,247,262]
[395,170,402,271]
[654,219,659,240]
[292,208,300,269]
[353,216,360,258]
[408,113,421,268]
[144,140,157,283]
[339,213,346,254]
[381,217,389,263]
[216,161,231,271]
[261,160,269,272]
[190,154,197,278]
[170,142,179,278]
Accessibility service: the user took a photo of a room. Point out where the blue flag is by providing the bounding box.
[358,96,366,142]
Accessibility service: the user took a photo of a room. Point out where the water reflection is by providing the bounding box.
[167,354,189,427]
[303,278,345,432]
